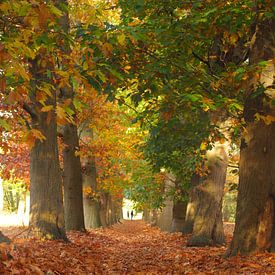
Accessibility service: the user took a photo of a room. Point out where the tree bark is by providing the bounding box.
[99,192,108,227]
[30,111,67,240]
[150,209,158,226]
[83,157,101,229]
[227,12,275,255]
[56,0,85,232]
[187,144,227,246]
[182,174,200,234]
[143,208,150,222]
[29,56,67,240]
[63,124,85,231]
[156,173,174,231]
[171,179,187,232]
[171,199,187,232]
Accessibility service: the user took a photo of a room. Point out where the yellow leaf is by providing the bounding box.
[229,33,238,44]
[200,142,207,151]
[262,115,275,125]
[117,34,126,45]
[41,105,54,112]
[31,129,46,141]
[56,105,67,120]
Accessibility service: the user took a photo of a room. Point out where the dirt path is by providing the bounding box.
[1,220,275,274]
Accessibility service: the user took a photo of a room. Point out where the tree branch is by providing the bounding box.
[22,103,37,120]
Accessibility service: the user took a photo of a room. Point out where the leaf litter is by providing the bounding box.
[0,221,274,274]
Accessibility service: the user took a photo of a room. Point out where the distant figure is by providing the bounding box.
[127,211,129,219]
[130,210,134,220]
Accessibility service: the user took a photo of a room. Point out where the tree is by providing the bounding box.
[57,0,85,232]
[227,4,275,256]
[187,143,227,246]
[0,1,69,240]
[117,0,252,245]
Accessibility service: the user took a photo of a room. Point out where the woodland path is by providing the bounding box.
[1,220,275,274]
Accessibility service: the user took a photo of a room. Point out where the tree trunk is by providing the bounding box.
[99,192,108,227]
[30,112,67,240]
[29,55,67,240]
[63,124,85,231]
[83,158,101,228]
[106,194,117,226]
[156,173,174,231]
[143,208,150,222]
[182,174,200,234]
[55,0,85,232]
[187,144,227,246]
[227,12,275,256]
[171,178,188,232]
[84,199,101,228]
[150,209,158,226]
[171,199,187,232]
[119,206,124,221]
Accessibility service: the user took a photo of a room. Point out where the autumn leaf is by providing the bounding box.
[41,105,54,112]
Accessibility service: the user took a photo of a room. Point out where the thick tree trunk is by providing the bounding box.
[30,115,66,239]
[56,0,85,232]
[63,124,85,231]
[30,112,67,240]
[182,174,200,234]
[109,197,117,225]
[118,206,124,221]
[228,122,275,255]
[29,56,66,240]
[105,194,117,225]
[156,173,174,231]
[84,199,101,228]
[227,11,275,256]
[187,144,227,246]
[171,179,187,232]
[143,208,150,222]
[106,194,112,225]
[171,199,187,232]
[99,192,108,227]
[83,157,101,228]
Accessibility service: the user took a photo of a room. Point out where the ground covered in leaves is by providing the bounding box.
[0,220,275,274]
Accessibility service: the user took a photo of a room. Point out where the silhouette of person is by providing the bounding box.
[130,210,134,220]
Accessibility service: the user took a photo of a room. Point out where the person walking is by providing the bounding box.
[130,210,134,220]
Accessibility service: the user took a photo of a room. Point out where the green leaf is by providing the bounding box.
[73,98,82,111]
[0,118,11,131]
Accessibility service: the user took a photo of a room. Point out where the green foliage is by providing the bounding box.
[144,110,210,187]
[115,0,274,202]
[223,191,237,223]
[2,179,27,212]
[125,160,165,211]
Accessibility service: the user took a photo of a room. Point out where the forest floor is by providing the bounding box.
[0,220,275,274]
